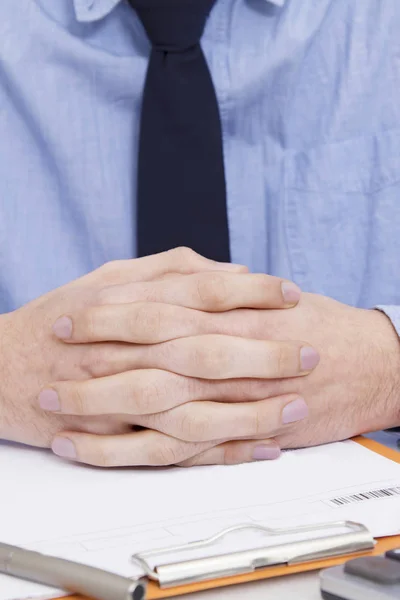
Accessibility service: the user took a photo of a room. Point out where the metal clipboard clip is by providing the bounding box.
[131,521,374,588]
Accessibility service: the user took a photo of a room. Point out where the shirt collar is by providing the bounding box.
[74,0,285,23]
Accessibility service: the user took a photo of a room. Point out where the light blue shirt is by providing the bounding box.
[1,0,400,334]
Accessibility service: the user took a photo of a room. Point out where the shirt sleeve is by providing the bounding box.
[375,305,400,431]
[375,305,400,338]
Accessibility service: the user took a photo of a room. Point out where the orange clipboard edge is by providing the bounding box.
[65,436,400,600]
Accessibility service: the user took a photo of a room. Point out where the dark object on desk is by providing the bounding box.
[320,549,400,600]
[344,557,400,584]
[386,548,400,562]
[386,427,400,446]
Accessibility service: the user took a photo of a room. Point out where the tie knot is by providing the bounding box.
[130,0,216,52]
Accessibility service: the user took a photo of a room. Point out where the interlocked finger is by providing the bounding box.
[144,335,319,379]
[97,272,301,311]
[38,369,294,417]
[55,302,216,344]
[51,429,216,467]
[53,273,301,343]
[177,439,281,467]
[50,429,283,468]
[89,247,246,286]
[135,395,307,442]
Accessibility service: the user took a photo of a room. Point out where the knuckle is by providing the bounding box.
[169,246,197,265]
[176,246,197,260]
[195,273,229,309]
[249,406,264,437]
[97,260,116,274]
[235,406,264,437]
[80,345,110,378]
[79,306,100,340]
[223,444,247,465]
[258,274,279,299]
[96,260,131,285]
[274,345,290,376]
[68,383,91,415]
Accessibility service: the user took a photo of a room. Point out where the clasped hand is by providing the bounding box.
[2,248,397,468]
[0,249,315,466]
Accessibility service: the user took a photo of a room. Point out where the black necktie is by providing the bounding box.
[129,0,231,261]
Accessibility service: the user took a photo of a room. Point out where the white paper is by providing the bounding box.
[0,439,399,600]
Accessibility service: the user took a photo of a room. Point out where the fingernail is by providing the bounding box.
[282,397,309,424]
[281,281,301,305]
[52,437,76,460]
[300,346,320,371]
[38,389,60,412]
[252,445,281,461]
[53,316,73,340]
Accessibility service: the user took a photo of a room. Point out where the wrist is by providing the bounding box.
[368,309,400,430]
[0,310,21,441]
[0,312,10,439]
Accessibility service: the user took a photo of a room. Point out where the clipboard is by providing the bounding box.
[64,436,400,600]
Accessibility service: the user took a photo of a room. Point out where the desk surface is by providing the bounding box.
[179,431,400,600]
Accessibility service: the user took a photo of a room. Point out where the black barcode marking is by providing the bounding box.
[327,486,400,507]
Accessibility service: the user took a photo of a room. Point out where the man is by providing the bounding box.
[0,0,399,468]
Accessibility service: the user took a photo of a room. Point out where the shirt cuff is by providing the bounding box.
[375,305,400,431]
[375,305,400,338]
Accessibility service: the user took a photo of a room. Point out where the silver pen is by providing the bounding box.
[0,542,146,600]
